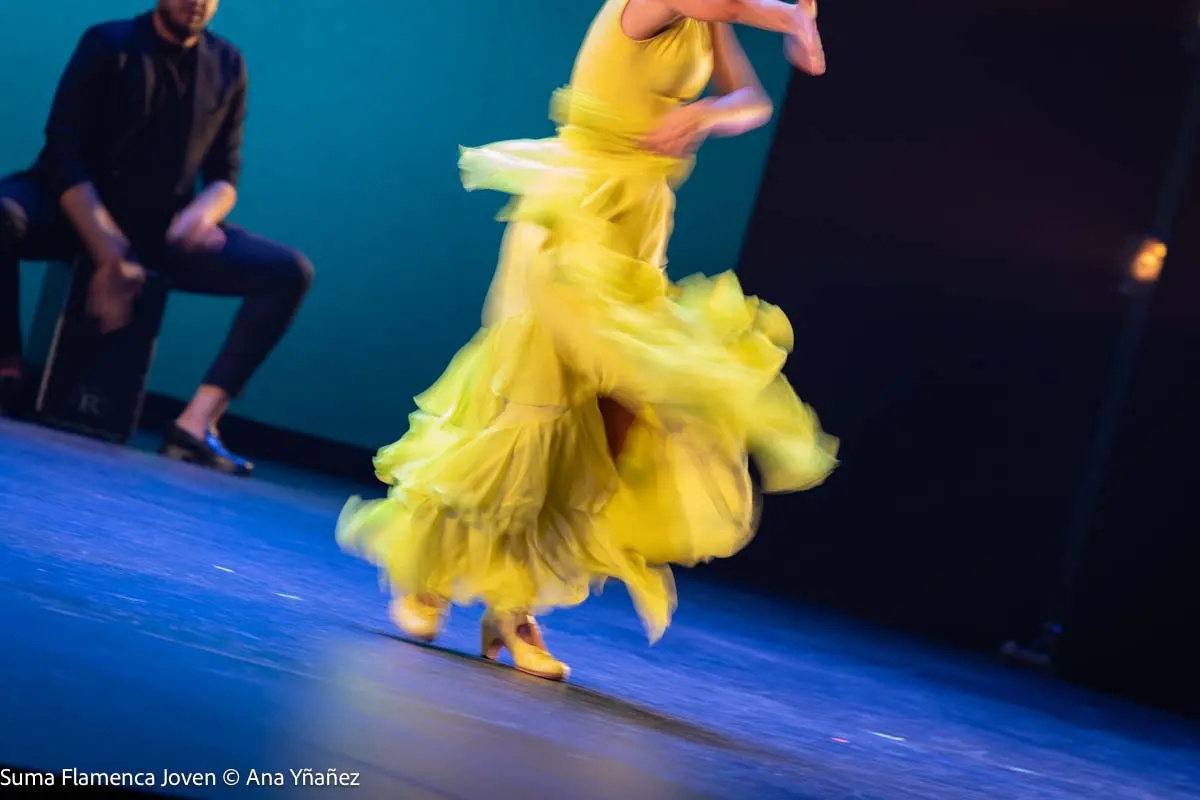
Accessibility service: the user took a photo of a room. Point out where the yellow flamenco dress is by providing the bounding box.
[337,0,839,671]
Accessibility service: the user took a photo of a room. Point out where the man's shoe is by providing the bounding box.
[160,425,254,476]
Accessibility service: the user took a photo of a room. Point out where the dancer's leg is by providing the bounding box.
[598,395,637,463]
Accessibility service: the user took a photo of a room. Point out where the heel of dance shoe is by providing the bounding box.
[479,612,570,682]
[480,616,505,662]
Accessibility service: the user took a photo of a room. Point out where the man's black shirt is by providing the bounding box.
[29,13,247,246]
[122,25,199,237]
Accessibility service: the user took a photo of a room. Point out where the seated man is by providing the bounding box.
[0,0,312,476]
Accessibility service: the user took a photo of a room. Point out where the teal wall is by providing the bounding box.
[2,2,790,448]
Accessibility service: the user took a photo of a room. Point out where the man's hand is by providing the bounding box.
[785,2,826,76]
[166,207,226,252]
[642,100,715,158]
[86,255,146,334]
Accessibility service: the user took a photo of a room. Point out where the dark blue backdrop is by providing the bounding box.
[731,0,1200,715]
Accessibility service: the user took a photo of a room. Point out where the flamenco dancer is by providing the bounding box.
[338,0,837,680]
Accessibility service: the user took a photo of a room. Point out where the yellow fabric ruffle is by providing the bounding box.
[337,89,838,641]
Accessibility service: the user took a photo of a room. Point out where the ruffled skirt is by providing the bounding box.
[337,127,838,641]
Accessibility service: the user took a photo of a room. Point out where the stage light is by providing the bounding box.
[1128,237,1166,284]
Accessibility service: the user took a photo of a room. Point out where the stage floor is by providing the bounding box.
[1,418,1197,799]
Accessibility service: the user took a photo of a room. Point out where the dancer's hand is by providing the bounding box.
[785,1,826,76]
[642,101,714,158]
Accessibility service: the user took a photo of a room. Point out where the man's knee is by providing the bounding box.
[276,248,313,294]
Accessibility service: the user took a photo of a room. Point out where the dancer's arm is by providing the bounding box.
[623,0,806,38]
[640,25,773,154]
[702,23,773,137]
[624,0,823,74]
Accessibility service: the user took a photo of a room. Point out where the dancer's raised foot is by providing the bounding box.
[389,594,448,642]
